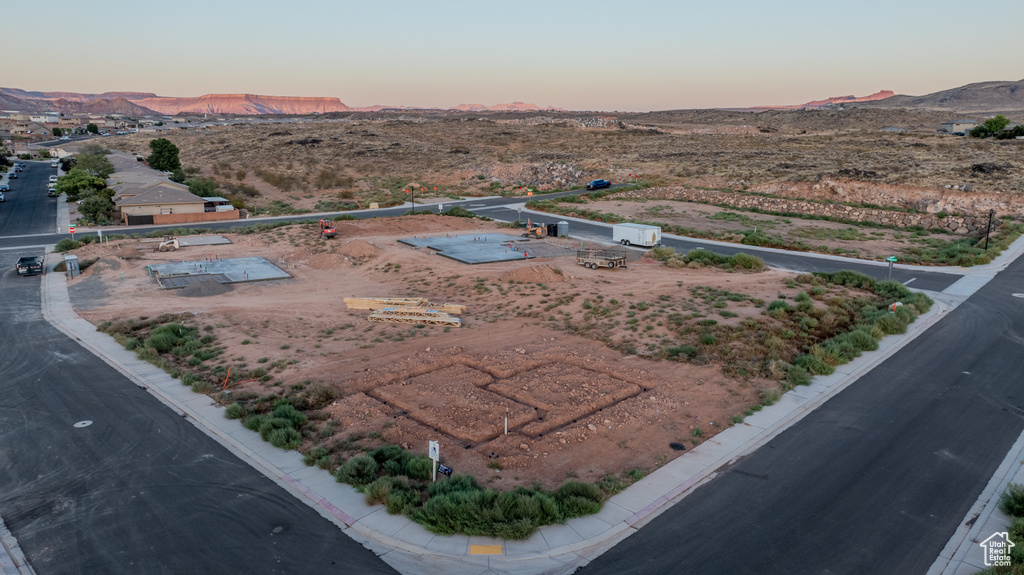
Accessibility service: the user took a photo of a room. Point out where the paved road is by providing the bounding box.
[0,162,58,237]
[580,257,1024,574]
[0,251,397,575]
[0,187,963,292]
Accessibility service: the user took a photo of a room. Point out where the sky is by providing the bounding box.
[6,0,1023,112]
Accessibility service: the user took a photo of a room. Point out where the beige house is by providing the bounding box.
[940,119,978,134]
[118,186,206,218]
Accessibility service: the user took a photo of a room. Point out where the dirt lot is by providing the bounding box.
[66,215,841,490]
[108,108,1023,217]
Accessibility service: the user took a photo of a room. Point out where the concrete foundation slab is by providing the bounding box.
[399,233,539,264]
[150,256,290,285]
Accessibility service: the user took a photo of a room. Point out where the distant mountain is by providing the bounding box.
[49,97,159,116]
[750,90,894,111]
[132,94,352,115]
[453,102,565,112]
[855,79,1024,112]
[0,87,559,116]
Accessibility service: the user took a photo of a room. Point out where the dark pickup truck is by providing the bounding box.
[16,256,44,276]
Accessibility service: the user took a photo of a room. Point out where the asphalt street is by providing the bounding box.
[0,186,962,292]
[0,161,58,237]
[580,251,1024,574]
[0,238,396,571]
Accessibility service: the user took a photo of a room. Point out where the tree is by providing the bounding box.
[56,168,106,202]
[984,115,1011,133]
[970,115,1013,138]
[86,123,99,134]
[147,138,181,172]
[186,177,218,196]
[52,127,63,137]
[76,152,115,178]
[78,193,115,224]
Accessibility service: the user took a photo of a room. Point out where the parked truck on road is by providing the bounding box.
[16,256,44,276]
[612,223,662,247]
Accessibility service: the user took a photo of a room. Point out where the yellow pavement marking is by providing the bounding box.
[469,545,503,555]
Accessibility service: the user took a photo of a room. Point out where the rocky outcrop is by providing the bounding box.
[618,187,1002,236]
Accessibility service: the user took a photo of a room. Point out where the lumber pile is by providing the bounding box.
[368,307,461,327]
[344,297,465,315]
[344,297,465,327]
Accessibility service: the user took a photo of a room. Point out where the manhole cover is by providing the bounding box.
[74,420,93,428]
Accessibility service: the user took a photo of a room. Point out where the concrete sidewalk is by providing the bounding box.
[38,243,974,575]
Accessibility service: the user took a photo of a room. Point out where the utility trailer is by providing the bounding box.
[576,248,627,270]
[612,223,662,247]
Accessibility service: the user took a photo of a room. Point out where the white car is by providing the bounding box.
[49,175,59,183]
[60,136,70,141]
[0,191,5,203]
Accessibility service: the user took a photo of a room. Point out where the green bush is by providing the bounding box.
[224,403,248,419]
[768,300,791,312]
[258,417,295,441]
[686,249,727,266]
[54,238,83,252]
[731,253,765,270]
[786,364,812,386]
[271,401,308,428]
[266,427,302,449]
[794,354,836,375]
[999,483,1024,517]
[666,345,698,359]
[335,455,379,486]
[242,413,268,432]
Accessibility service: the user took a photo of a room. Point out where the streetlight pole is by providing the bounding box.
[984,209,995,250]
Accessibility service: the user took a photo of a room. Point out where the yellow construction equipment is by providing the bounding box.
[521,222,547,239]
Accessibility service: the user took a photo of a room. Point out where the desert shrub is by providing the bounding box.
[999,483,1024,517]
[303,447,329,466]
[699,333,717,345]
[54,238,83,252]
[271,401,308,428]
[224,403,248,420]
[874,313,908,335]
[258,417,294,441]
[649,246,676,261]
[335,455,379,486]
[405,456,434,480]
[793,354,836,375]
[266,427,302,449]
[686,249,727,266]
[786,364,812,386]
[731,253,765,270]
[760,388,782,405]
[242,413,268,432]
[666,345,698,359]
[768,300,791,312]
[363,476,408,506]
[816,270,875,290]
[299,382,339,410]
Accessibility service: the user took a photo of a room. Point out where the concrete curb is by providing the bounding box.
[0,515,35,575]
[37,244,961,574]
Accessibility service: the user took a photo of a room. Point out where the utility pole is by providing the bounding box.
[984,209,995,250]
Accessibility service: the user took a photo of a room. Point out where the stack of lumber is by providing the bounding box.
[344,297,465,315]
[368,307,461,327]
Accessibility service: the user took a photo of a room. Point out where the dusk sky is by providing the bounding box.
[8,0,1023,111]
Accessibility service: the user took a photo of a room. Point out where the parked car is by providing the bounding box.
[13,166,23,172]
[8,172,16,179]
[49,175,58,183]
[48,188,57,197]
[586,179,611,190]
[0,191,5,202]
[59,136,70,140]
[0,184,9,192]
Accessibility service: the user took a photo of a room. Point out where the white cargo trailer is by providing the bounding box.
[613,223,662,247]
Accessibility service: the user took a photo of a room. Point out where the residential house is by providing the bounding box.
[940,119,978,134]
